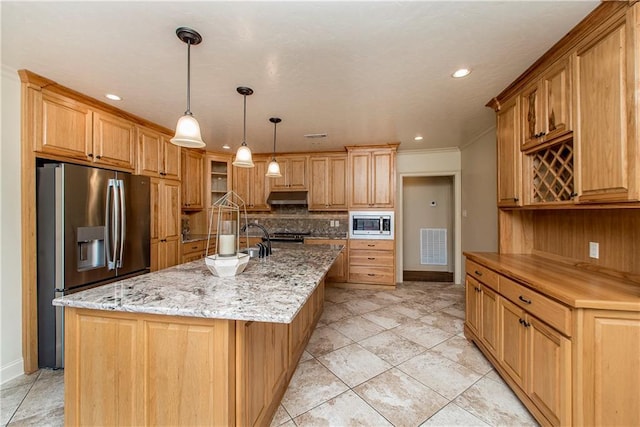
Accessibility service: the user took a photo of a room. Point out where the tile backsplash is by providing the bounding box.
[246,205,348,237]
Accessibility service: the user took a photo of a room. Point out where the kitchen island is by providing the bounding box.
[53,244,343,426]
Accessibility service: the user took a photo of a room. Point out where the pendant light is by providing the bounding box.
[266,117,282,178]
[171,27,205,148]
[232,87,255,168]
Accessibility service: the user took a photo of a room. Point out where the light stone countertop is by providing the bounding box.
[53,244,344,323]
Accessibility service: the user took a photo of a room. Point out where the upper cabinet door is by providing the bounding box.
[371,150,394,207]
[162,136,181,180]
[575,21,638,202]
[138,127,162,177]
[521,57,572,151]
[348,151,372,208]
[497,97,523,207]
[181,149,204,210]
[38,90,92,161]
[92,111,136,171]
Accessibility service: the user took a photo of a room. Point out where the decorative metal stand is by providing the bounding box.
[205,191,250,277]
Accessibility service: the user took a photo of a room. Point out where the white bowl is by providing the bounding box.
[205,253,250,277]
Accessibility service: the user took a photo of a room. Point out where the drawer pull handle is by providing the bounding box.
[474,287,481,293]
[368,273,376,276]
[367,244,375,247]
[474,270,483,276]
[519,318,531,327]
[518,296,532,304]
[368,257,375,260]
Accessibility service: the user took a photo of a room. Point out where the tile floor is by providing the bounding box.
[1,282,538,426]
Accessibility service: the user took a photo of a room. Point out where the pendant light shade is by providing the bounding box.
[266,117,282,178]
[171,27,205,148]
[232,87,255,168]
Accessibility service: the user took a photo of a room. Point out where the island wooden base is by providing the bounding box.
[64,281,325,426]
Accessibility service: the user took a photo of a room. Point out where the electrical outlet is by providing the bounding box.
[329,220,335,227]
[589,242,599,259]
[334,220,339,227]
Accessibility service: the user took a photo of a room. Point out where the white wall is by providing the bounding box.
[461,128,498,277]
[1,66,24,383]
[396,148,461,284]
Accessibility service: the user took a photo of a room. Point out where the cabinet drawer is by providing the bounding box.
[500,277,572,336]
[466,259,499,291]
[349,265,394,285]
[349,239,394,251]
[349,250,393,265]
[182,253,203,263]
[182,240,205,255]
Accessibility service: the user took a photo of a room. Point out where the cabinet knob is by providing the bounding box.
[95,155,102,159]
[87,153,94,158]
[474,270,483,276]
[513,197,519,202]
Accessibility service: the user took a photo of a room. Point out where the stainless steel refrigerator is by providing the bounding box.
[36,162,150,368]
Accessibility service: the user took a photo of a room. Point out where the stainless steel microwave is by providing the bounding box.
[349,211,394,240]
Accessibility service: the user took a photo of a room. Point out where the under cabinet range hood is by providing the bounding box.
[266,191,308,205]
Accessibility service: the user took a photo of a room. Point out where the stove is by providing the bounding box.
[265,231,311,243]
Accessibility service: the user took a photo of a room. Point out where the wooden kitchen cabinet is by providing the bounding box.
[465,270,499,359]
[232,157,270,211]
[464,253,640,427]
[236,320,289,427]
[520,56,572,151]
[37,90,136,171]
[346,144,398,209]
[181,240,206,264]
[137,126,181,180]
[270,155,308,190]
[37,90,93,161]
[92,111,136,171]
[304,239,348,282]
[308,154,348,211]
[150,178,181,271]
[181,149,204,210]
[348,239,395,287]
[495,96,523,207]
[574,12,639,203]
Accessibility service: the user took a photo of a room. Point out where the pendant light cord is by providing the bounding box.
[272,121,278,160]
[242,95,247,146]
[186,40,192,115]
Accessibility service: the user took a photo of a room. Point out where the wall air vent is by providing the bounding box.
[304,133,328,139]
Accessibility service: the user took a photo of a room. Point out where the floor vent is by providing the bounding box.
[420,228,447,265]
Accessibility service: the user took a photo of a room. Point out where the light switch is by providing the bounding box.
[589,242,599,259]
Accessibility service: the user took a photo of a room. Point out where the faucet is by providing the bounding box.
[240,223,272,256]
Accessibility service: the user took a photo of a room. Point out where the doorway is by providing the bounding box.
[401,176,455,282]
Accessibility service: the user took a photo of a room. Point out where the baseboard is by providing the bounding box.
[403,270,454,282]
[1,358,24,385]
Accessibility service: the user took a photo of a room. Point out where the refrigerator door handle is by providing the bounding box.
[106,179,118,270]
[117,179,126,268]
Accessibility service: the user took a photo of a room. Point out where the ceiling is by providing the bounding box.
[1,1,599,155]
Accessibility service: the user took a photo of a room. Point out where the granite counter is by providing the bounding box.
[53,244,343,323]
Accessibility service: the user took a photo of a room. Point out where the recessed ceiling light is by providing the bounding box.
[452,68,471,78]
[105,93,122,101]
[222,144,230,150]
[414,136,423,141]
